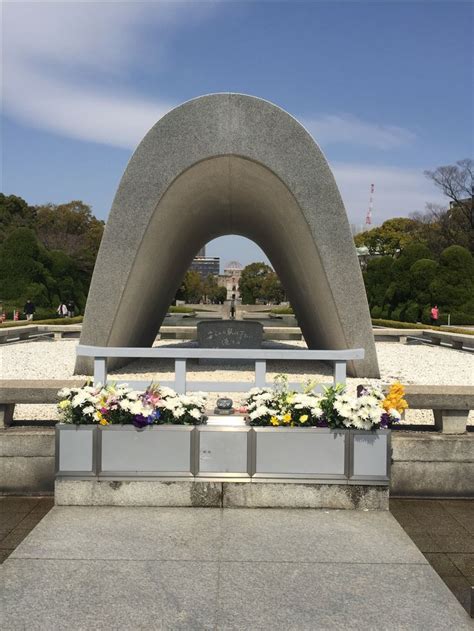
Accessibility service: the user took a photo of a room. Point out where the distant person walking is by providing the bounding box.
[430,305,439,326]
[66,299,75,318]
[230,300,236,320]
[57,302,68,317]
[24,299,36,321]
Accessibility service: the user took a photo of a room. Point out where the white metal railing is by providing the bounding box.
[76,345,364,393]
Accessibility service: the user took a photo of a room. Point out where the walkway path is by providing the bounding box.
[1,507,471,629]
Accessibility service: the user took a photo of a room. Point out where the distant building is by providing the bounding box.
[355,246,370,270]
[218,261,243,301]
[190,255,220,278]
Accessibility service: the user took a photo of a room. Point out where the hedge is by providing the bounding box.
[169,306,195,314]
[371,318,473,336]
[0,316,83,329]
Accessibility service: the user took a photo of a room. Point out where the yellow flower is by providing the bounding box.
[270,416,280,426]
[286,395,295,404]
[299,414,308,423]
[58,400,71,410]
[97,411,109,426]
[383,383,408,414]
[282,413,292,424]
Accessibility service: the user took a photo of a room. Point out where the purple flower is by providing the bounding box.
[133,415,150,429]
[380,412,392,429]
[357,384,369,398]
[316,417,329,428]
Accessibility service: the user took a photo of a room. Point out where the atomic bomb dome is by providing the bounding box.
[224,261,243,271]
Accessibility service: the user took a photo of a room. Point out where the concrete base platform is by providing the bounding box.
[1,507,471,629]
[55,479,389,510]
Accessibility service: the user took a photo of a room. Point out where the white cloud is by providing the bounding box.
[3,2,416,156]
[331,162,444,228]
[3,65,172,149]
[2,1,215,148]
[303,114,415,150]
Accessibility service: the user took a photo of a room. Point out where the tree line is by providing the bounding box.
[175,263,285,305]
[1,159,472,323]
[0,194,104,318]
[175,271,228,304]
[355,160,474,324]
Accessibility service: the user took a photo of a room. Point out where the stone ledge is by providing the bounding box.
[222,482,388,510]
[1,457,55,493]
[0,428,55,457]
[392,432,474,461]
[403,385,474,410]
[391,461,474,498]
[55,479,389,510]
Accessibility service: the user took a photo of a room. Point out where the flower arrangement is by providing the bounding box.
[57,383,207,428]
[242,376,407,431]
[244,376,324,427]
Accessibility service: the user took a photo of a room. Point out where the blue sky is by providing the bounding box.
[2,0,473,267]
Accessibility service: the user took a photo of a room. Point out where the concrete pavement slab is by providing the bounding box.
[2,506,471,629]
[2,559,218,630]
[9,506,222,561]
[219,509,426,564]
[217,561,472,630]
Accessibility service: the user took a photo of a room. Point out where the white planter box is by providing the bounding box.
[98,425,194,477]
[252,427,348,480]
[56,425,391,485]
[56,425,97,477]
[349,429,390,484]
[196,426,251,477]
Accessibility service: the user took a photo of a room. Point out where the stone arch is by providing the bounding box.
[76,94,379,377]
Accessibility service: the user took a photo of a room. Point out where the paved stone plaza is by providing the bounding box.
[1,504,471,629]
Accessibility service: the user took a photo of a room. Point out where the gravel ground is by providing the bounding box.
[1,338,473,424]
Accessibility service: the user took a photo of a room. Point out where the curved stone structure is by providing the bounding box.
[76,94,379,377]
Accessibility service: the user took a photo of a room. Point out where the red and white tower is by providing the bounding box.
[365,184,374,227]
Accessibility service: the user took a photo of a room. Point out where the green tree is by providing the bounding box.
[261,271,285,304]
[430,246,474,313]
[0,228,50,304]
[34,200,104,273]
[239,262,274,304]
[48,250,87,307]
[203,274,223,303]
[410,259,439,307]
[182,270,202,303]
[0,194,36,241]
[411,202,473,255]
[354,218,423,256]
[363,256,393,308]
[385,243,433,307]
[424,159,473,231]
[215,286,227,303]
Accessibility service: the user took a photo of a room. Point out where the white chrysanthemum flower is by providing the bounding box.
[249,405,272,420]
[71,391,93,408]
[160,386,176,398]
[82,405,96,415]
[126,401,148,416]
[189,408,201,420]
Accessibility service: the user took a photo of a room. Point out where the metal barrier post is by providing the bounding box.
[255,360,266,387]
[175,359,187,393]
[94,357,107,385]
[334,360,346,385]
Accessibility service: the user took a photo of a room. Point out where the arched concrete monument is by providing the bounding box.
[76,94,379,378]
